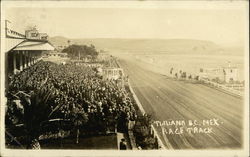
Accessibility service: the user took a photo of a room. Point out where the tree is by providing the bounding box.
[69,107,88,144]
[62,44,99,61]
[20,89,52,149]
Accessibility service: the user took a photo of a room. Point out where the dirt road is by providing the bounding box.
[119,57,243,149]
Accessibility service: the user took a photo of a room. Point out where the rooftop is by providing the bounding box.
[14,41,55,51]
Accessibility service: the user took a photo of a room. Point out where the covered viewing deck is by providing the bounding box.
[6,40,55,75]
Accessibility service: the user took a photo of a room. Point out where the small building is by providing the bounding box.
[223,67,239,83]
[39,33,48,40]
[199,63,239,83]
[25,28,48,41]
[199,68,224,81]
[102,67,124,80]
[43,52,68,58]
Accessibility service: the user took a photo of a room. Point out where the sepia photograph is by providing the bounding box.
[0,1,249,157]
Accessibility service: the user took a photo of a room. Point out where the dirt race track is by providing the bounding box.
[119,57,244,149]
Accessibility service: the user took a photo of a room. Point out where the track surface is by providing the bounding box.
[119,57,243,149]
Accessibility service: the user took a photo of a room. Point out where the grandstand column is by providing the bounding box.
[30,53,33,65]
[35,53,38,63]
[23,51,27,69]
[31,55,34,65]
[19,51,23,71]
[27,51,31,66]
[30,52,33,65]
[13,52,17,74]
[31,54,34,65]
[31,53,34,64]
[26,51,29,67]
[29,55,32,66]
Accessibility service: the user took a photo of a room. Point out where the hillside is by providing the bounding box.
[48,36,243,55]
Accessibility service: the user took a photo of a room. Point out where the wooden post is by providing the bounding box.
[23,51,27,69]
[13,52,17,74]
[19,51,23,71]
[27,51,31,66]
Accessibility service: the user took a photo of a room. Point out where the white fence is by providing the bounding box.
[117,58,169,149]
[127,80,168,150]
[168,72,244,97]
[201,79,243,97]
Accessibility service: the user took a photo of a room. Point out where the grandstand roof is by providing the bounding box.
[5,38,25,52]
[14,41,55,51]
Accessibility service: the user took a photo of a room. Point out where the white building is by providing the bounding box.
[199,68,224,81]
[43,52,68,58]
[102,67,124,80]
[25,28,48,41]
[223,67,239,83]
[199,63,239,83]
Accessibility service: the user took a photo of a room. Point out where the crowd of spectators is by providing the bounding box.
[7,60,137,134]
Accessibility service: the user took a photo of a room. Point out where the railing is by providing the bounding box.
[127,79,167,150]
[200,79,243,97]
[6,28,26,39]
[165,71,244,98]
[116,58,168,149]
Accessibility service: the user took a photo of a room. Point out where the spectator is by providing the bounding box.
[119,138,127,150]
[6,60,137,135]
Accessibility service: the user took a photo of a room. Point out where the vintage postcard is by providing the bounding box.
[0,1,249,157]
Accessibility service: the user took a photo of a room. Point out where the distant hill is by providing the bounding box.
[49,36,69,47]
[48,36,243,55]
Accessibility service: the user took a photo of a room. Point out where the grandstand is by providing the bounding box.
[5,22,54,76]
[4,20,160,150]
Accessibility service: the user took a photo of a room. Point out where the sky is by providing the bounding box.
[4,4,248,46]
